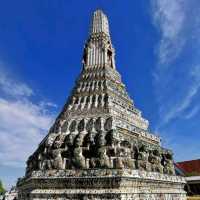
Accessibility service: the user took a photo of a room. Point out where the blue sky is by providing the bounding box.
[0,0,199,189]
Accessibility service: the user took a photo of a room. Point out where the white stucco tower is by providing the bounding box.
[17,10,186,200]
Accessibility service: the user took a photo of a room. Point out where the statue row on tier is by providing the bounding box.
[136,145,175,175]
[48,117,113,135]
[68,93,110,111]
[26,130,175,176]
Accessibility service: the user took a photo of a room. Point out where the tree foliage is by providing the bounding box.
[0,180,5,195]
[185,171,200,177]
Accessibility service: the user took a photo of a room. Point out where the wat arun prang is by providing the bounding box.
[17,10,186,200]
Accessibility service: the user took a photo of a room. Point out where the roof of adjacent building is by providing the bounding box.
[176,159,200,175]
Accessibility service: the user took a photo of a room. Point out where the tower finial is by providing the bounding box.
[90,10,110,36]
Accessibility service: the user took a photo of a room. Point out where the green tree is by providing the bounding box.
[0,180,5,195]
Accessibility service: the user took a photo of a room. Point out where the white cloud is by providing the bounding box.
[151,0,186,64]
[191,64,200,81]
[151,0,200,126]
[161,82,200,124]
[0,72,33,97]
[163,65,200,124]
[184,106,200,119]
[151,0,200,67]
[0,70,56,168]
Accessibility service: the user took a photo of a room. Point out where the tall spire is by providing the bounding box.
[82,10,115,69]
[90,10,110,36]
[25,9,160,175]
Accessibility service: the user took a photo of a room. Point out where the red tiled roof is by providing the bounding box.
[176,159,200,174]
